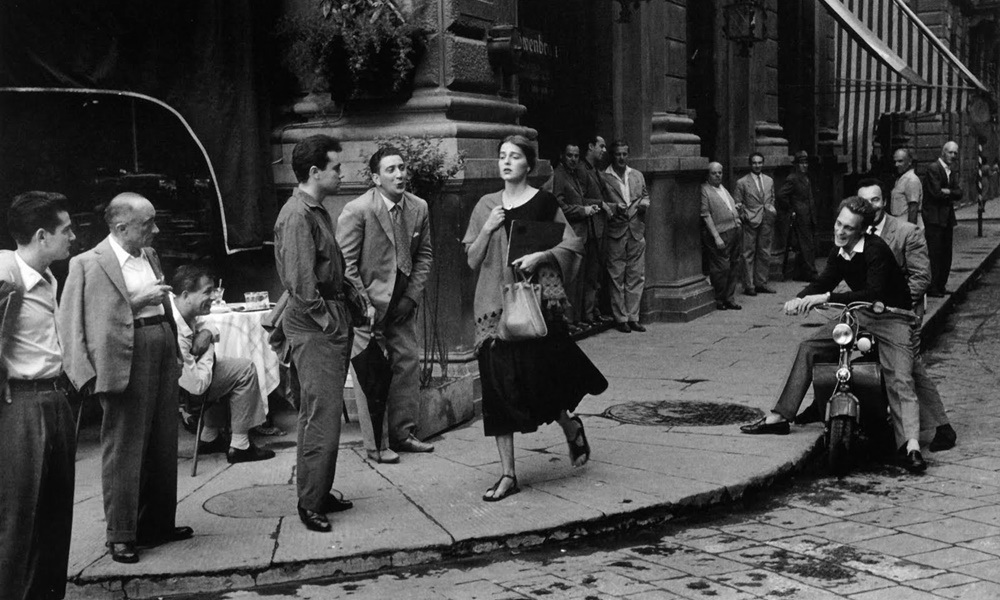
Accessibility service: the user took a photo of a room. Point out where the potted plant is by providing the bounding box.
[360,135,471,437]
[277,0,425,102]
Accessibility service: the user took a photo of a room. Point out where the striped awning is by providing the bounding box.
[820,0,990,174]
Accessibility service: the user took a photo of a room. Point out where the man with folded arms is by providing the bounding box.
[0,192,76,599]
[59,192,191,563]
[701,162,743,311]
[741,197,928,474]
[169,264,275,464]
[922,141,962,296]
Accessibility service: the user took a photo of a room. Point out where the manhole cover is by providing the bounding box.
[603,400,764,426]
[203,484,298,518]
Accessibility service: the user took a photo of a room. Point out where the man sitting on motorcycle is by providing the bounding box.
[740,196,927,474]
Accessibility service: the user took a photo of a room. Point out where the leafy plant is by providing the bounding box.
[360,135,465,200]
[277,0,423,99]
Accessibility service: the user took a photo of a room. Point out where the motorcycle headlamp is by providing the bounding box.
[832,323,854,346]
[836,367,851,382]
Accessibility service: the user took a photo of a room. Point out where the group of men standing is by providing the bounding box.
[544,135,650,334]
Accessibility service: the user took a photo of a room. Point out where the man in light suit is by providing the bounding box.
[59,192,189,564]
[858,180,956,452]
[921,141,962,296]
[542,143,610,326]
[700,162,743,310]
[338,147,435,463]
[0,192,76,600]
[734,152,777,296]
[602,141,649,333]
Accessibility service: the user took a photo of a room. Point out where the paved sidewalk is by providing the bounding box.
[66,201,1000,599]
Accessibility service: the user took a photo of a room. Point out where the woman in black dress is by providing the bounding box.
[463,135,608,501]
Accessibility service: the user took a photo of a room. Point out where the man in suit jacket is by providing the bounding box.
[741,197,928,474]
[701,162,743,310]
[338,147,435,464]
[858,180,956,452]
[777,151,818,281]
[580,134,614,322]
[734,152,777,295]
[0,192,76,600]
[602,141,649,333]
[542,143,611,325]
[921,141,962,296]
[59,192,189,563]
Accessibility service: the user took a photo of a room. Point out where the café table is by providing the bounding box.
[201,303,280,411]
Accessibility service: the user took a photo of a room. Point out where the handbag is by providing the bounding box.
[497,270,547,342]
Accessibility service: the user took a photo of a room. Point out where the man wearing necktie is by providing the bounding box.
[921,141,962,297]
[700,162,743,310]
[734,152,777,296]
[338,147,435,463]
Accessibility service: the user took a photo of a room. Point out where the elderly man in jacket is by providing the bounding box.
[922,141,962,296]
[59,192,189,563]
[602,141,649,333]
[701,162,743,310]
[0,192,76,599]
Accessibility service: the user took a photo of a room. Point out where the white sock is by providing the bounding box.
[230,433,250,451]
[906,439,920,453]
[200,426,219,443]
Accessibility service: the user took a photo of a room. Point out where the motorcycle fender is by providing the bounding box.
[826,393,859,420]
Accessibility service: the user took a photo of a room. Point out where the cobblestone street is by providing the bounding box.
[185,259,1000,600]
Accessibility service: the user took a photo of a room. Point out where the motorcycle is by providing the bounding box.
[811,301,899,475]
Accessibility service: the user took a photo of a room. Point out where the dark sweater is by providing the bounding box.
[797,234,912,310]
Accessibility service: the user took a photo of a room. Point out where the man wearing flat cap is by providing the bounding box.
[777,151,818,281]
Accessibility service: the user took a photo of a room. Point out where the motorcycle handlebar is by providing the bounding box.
[815,301,915,318]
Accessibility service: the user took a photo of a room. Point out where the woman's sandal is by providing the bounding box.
[483,474,520,502]
[567,416,591,467]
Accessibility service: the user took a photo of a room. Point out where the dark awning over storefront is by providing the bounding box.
[819,0,991,173]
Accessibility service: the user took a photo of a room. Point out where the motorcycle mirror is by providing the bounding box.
[872,301,885,314]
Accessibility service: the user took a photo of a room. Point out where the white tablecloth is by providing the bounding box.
[202,308,280,402]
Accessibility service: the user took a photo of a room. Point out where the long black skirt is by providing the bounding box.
[479,331,608,437]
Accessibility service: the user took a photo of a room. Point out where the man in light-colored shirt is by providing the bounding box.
[734,152,777,295]
[602,141,650,332]
[169,264,273,464]
[59,192,188,563]
[701,162,743,310]
[891,148,923,226]
[0,191,76,600]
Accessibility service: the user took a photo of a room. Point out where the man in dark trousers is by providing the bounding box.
[0,192,77,599]
[338,147,435,464]
[922,141,962,297]
[60,192,189,563]
[579,134,614,323]
[777,151,818,281]
[273,134,356,533]
[543,142,610,326]
[740,197,928,474]
[700,162,743,310]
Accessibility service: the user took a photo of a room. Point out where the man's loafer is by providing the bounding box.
[109,542,139,564]
[793,403,823,425]
[740,417,790,435]
[298,504,331,532]
[902,449,927,474]
[392,435,434,453]
[227,444,276,464]
[628,321,646,332]
[366,448,400,463]
[743,288,757,296]
[137,526,194,547]
[614,322,631,333]
[716,302,729,310]
[322,492,354,513]
[757,286,777,294]
[724,301,743,310]
[929,432,957,452]
[197,437,229,455]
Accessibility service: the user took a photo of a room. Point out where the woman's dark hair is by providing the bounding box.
[498,135,537,172]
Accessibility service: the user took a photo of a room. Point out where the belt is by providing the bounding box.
[134,314,168,328]
[7,376,67,394]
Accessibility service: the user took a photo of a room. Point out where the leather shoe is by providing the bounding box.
[108,542,139,564]
[366,448,400,463]
[724,301,743,310]
[715,302,729,310]
[743,288,757,296]
[628,321,646,332]
[322,492,354,513]
[757,286,777,294]
[740,417,790,435]
[227,443,276,464]
[197,436,229,455]
[137,526,193,548]
[615,322,631,333]
[929,425,957,452]
[298,504,331,532]
[392,435,434,453]
[901,449,927,474]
